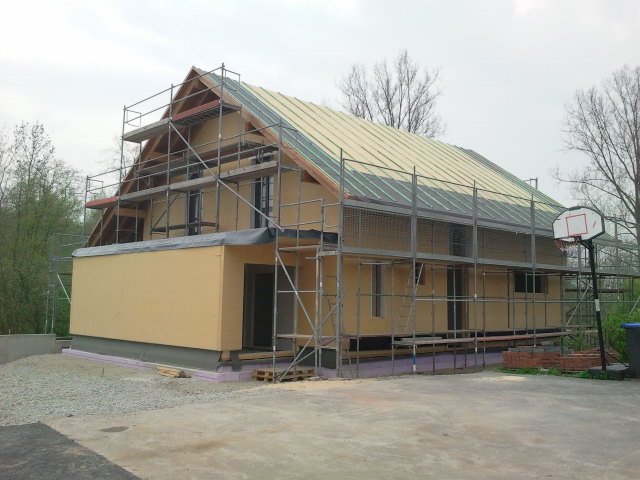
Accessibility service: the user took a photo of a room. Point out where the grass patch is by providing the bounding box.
[498,365,618,380]
[498,366,541,375]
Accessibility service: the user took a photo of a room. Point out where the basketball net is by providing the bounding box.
[554,236,580,257]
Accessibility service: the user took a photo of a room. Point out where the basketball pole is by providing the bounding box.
[582,239,607,371]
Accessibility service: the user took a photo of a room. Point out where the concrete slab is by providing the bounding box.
[0,422,137,479]
[45,372,640,479]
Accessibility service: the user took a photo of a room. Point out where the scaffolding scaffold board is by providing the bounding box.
[394,337,475,346]
[85,160,281,209]
[123,118,171,143]
[123,100,240,143]
[138,141,275,177]
[172,100,239,126]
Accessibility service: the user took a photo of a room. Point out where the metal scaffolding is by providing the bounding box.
[270,159,640,379]
[55,64,640,379]
[46,233,87,335]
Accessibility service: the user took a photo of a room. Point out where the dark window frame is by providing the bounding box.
[371,264,385,318]
[187,168,202,236]
[513,271,547,294]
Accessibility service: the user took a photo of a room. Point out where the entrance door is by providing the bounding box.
[252,272,274,347]
[243,264,295,349]
[447,266,467,331]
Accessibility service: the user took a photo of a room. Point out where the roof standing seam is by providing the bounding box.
[259,88,544,202]
[206,72,565,227]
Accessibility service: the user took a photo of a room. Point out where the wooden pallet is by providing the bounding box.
[252,368,315,382]
[156,366,190,378]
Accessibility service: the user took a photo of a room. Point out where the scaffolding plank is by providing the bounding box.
[123,101,240,144]
[120,185,167,203]
[123,118,171,143]
[394,337,475,346]
[138,140,274,177]
[222,160,279,182]
[168,160,279,191]
[172,100,240,126]
[169,175,218,192]
[86,196,119,209]
[476,331,571,342]
[91,160,282,207]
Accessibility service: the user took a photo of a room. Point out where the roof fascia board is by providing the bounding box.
[196,68,344,200]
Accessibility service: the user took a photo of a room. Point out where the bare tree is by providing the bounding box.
[338,49,445,138]
[560,65,640,244]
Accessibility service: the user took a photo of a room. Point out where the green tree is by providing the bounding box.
[0,122,83,334]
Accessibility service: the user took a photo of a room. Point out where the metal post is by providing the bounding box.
[411,167,418,373]
[472,182,478,368]
[336,151,345,377]
[390,260,395,375]
[83,176,89,236]
[354,257,361,378]
[584,240,607,371]
[530,197,537,345]
[215,64,225,232]
[116,105,127,244]
[314,246,321,371]
[482,268,487,367]
[166,85,173,238]
[271,124,284,378]
[431,264,436,372]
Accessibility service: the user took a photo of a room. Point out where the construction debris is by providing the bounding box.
[155,366,190,378]
[252,368,315,382]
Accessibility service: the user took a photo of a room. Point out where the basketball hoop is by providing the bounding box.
[553,236,580,257]
[552,205,608,372]
[552,206,605,243]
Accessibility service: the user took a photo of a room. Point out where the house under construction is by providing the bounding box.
[60,65,640,379]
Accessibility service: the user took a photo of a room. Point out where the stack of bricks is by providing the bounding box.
[502,345,607,371]
[503,348,561,369]
[559,353,602,371]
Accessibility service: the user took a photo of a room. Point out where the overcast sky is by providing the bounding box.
[1,0,639,206]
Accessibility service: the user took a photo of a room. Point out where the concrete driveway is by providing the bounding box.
[45,372,640,480]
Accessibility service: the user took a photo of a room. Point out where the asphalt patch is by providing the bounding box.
[0,422,138,479]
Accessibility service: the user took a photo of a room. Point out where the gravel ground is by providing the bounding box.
[0,354,284,426]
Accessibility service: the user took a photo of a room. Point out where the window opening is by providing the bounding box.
[514,271,546,293]
[371,264,385,317]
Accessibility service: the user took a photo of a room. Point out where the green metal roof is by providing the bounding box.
[207,72,564,231]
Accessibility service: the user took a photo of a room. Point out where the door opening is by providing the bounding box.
[243,264,294,350]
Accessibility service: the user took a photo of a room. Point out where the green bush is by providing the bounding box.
[602,311,636,362]
[562,331,592,352]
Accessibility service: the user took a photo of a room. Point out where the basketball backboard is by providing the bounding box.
[552,206,605,241]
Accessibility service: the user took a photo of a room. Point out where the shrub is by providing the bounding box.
[602,311,636,362]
